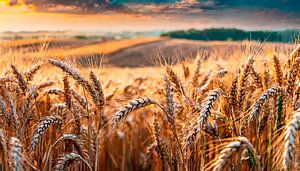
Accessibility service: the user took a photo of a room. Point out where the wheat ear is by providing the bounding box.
[31,115,62,151]
[166,66,192,108]
[49,59,104,112]
[287,58,300,97]
[53,153,92,171]
[207,137,258,171]
[192,57,201,87]
[282,109,300,170]
[271,55,283,86]
[112,97,157,127]
[9,137,22,171]
[287,44,300,69]
[198,88,224,128]
[152,114,172,165]
[237,57,254,111]
[36,81,55,90]
[10,64,27,93]
[89,71,105,107]
[185,89,223,149]
[63,75,72,109]
[249,85,281,122]
[44,88,65,97]
[3,91,18,131]
[25,63,42,82]
[250,66,263,89]
[89,71,108,129]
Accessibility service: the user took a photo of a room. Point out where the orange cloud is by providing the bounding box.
[0,1,35,13]
[0,0,299,32]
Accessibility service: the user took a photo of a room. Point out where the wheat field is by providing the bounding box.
[0,40,299,171]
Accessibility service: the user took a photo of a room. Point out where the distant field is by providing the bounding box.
[3,38,102,51]
[1,37,165,66]
[104,39,294,67]
[1,37,295,68]
[44,37,163,58]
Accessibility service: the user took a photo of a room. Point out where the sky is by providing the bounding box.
[0,0,300,32]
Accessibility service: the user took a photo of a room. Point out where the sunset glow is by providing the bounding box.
[0,0,300,32]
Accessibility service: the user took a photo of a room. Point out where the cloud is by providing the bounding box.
[7,0,223,14]
[8,0,124,13]
[5,0,300,30]
[8,0,300,15]
[8,0,18,6]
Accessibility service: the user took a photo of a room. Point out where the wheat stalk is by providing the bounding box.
[53,153,92,171]
[89,71,105,108]
[31,115,62,151]
[25,63,42,82]
[152,114,172,165]
[70,89,88,107]
[36,81,54,90]
[166,66,193,108]
[0,95,8,123]
[63,75,72,109]
[44,88,65,96]
[207,137,258,171]
[89,71,108,129]
[2,90,18,131]
[0,129,7,157]
[112,97,157,127]
[9,137,22,171]
[263,63,271,90]
[287,44,300,69]
[49,59,96,100]
[287,58,300,97]
[164,76,175,125]
[10,64,27,93]
[249,85,281,122]
[282,109,300,170]
[192,57,201,87]
[185,89,223,149]
[198,88,224,128]
[237,57,254,111]
[250,66,263,89]
[229,74,239,115]
[271,55,283,86]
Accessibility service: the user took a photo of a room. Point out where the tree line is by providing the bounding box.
[161,28,300,42]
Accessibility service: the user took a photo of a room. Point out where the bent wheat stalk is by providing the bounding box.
[43,134,84,169]
[10,137,22,171]
[185,89,223,149]
[282,109,300,170]
[198,88,224,128]
[112,97,159,127]
[53,153,92,171]
[31,115,62,151]
[249,85,281,122]
[287,58,300,98]
[25,63,42,82]
[207,137,259,171]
